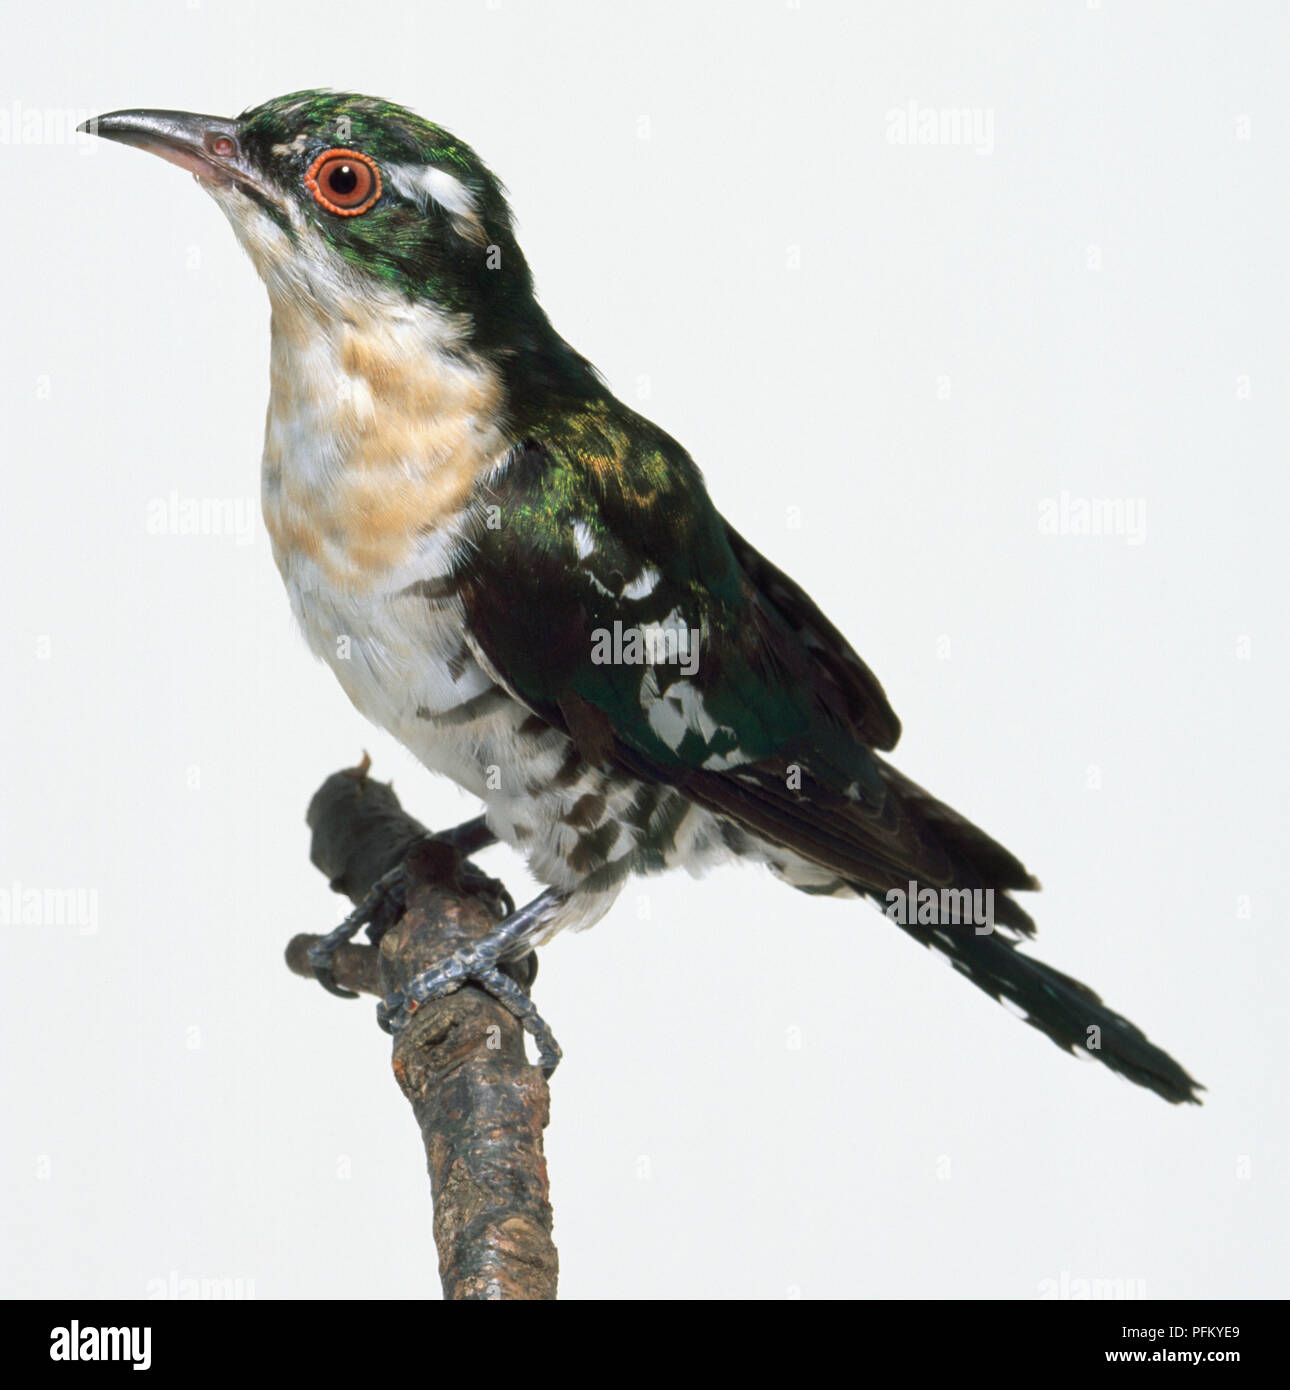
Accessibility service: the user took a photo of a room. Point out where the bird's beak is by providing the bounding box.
[79,107,275,202]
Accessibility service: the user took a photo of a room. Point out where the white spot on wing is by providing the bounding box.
[622,564,661,600]
[701,749,750,771]
[573,521,596,559]
[639,672,736,752]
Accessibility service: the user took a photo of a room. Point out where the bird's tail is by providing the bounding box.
[869,759,1202,1105]
[892,913,1203,1104]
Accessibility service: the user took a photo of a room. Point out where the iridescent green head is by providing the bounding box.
[82,90,554,358]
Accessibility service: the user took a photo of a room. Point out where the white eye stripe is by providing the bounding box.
[271,133,310,157]
[385,162,483,234]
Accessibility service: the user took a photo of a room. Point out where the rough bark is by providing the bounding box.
[284,758,558,1301]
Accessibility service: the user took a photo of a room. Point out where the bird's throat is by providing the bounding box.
[259,288,509,592]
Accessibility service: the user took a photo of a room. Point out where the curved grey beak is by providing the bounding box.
[79,107,271,199]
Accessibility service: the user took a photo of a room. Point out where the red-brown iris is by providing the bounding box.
[305,148,382,216]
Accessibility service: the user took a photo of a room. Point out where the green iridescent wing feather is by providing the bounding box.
[458,403,1034,910]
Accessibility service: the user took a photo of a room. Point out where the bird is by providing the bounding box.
[83,90,1200,1101]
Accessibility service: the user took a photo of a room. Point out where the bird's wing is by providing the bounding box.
[457,430,1208,1106]
[718,520,901,751]
[457,428,1034,916]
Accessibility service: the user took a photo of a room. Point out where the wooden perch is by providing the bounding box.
[285,758,559,1301]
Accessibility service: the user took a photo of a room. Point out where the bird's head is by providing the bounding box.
[82,90,544,354]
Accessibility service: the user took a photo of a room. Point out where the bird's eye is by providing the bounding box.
[305,148,381,216]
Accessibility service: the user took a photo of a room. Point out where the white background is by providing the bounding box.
[2,0,1286,1299]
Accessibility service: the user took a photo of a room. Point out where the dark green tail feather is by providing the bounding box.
[889,913,1203,1105]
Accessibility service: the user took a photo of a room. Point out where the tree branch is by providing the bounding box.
[284,758,558,1301]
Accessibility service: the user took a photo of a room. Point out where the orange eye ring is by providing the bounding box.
[305,148,382,216]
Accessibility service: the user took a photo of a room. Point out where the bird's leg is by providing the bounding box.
[307,815,506,998]
[429,816,515,928]
[432,814,496,857]
[377,887,567,1076]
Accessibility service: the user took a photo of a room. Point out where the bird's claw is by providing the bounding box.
[311,832,559,1075]
[307,826,507,998]
[379,946,562,1077]
[450,860,515,921]
[308,861,411,998]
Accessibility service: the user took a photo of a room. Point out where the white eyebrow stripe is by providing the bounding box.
[385,162,483,233]
[270,133,309,156]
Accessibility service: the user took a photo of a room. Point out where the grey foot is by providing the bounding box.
[308,861,409,998]
[376,888,566,1076]
[307,817,507,999]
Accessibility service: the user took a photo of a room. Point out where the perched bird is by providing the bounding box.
[84,91,1199,1100]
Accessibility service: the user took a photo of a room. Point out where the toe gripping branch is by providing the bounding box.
[375,886,563,1074]
[287,757,560,1074]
